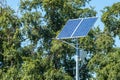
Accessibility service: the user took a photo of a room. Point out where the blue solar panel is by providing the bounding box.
[72,17,97,38]
[56,17,98,39]
[57,19,82,39]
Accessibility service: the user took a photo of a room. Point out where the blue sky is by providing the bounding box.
[7,0,120,47]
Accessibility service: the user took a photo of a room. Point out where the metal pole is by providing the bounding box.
[76,39,79,80]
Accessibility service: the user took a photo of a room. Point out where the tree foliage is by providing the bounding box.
[88,2,120,80]
[0,0,120,80]
[102,2,120,37]
[88,49,120,80]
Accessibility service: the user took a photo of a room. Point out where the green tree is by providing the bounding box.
[0,0,98,80]
[88,49,120,80]
[102,2,120,37]
[0,6,22,79]
[88,2,120,80]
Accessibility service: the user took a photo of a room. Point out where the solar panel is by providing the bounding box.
[57,19,82,39]
[72,17,98,38]
[56,17,98,39]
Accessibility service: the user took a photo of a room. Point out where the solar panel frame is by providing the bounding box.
[56,17,98,39]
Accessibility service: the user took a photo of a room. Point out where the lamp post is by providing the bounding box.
[76,39,79,80]
[56,17,98,80]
